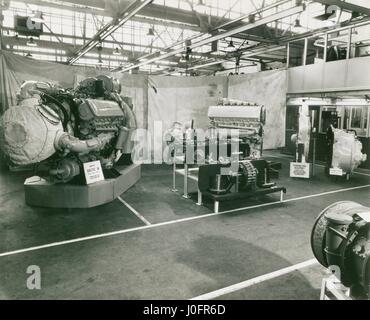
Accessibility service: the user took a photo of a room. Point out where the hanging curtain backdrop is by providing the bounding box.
[0,50,146,129]
[0,52,21,113]
[147,75,228,156]
[0,51,287,151]
[228,70,287,150]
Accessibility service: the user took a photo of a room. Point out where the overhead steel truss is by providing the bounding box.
[4,0,370,75]
[118,4,305,73]
[68,0,153,65]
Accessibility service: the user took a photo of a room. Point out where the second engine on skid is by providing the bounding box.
[0,75,136,183]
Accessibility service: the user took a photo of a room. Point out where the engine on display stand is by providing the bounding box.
[203,98,281,194]
[289,103,367,180]
[326,126,367,179]
[207,98,265,160]
[289,102,313,179]
[166,98,285,211]
[0,75,141,208]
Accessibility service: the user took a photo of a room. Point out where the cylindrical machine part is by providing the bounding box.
[119,100,136,154]
[49,158,80,183]
[55,132,114,154]
[311,201,370,298]
[95,79,105,97]
[115,126,130,150]
[311,201,368,267]
[324,212,353,268]
[0,102,63,165]
[297,143,304,162]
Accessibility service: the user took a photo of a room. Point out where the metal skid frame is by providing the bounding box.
[172,161,196,199]
[320,275,352,300]
[172,160,286,213]
[199,188,285,214]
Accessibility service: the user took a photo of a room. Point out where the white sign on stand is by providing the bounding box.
[329,167,344,176]
[83,160,104,184]
[290,162,310,179]
[358,211,370,222]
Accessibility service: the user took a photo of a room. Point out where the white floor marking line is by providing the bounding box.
[0,225,150,258]
[1,184,370,258]
[353,171,370,177]
[117,196,152,226]
[190,258,319,300]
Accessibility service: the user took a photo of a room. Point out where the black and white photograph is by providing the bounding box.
[0,0,369,308]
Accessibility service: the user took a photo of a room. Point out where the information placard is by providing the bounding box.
[290,162,310,179]
[83,160,104,185]
[358,211,370,222]
[329,167,344,176]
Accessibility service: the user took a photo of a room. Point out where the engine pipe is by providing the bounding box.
[55,132,115,154]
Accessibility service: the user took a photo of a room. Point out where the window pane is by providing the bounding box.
[363,106,368,129]
[306,36,325,65]
[351,24,370,58]
[288,39,305,67]
[351,107,362,128]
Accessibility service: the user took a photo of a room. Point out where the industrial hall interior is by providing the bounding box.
[1,0,370,301]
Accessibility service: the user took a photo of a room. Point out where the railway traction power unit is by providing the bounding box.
[0,75,140,208]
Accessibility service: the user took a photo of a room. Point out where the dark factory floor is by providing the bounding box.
[0,150,370,299]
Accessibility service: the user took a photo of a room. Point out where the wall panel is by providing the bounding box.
[228,70,288,149]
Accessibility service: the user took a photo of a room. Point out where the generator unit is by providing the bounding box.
[326,127,367,178]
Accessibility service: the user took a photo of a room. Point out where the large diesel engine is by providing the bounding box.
[0,75,136,184]
[207,98,265,160]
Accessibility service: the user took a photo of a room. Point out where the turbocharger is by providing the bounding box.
[311,201,370,299]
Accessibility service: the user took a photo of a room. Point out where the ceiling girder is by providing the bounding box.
[118,4,305,72]
[214,0,292,31]
[68,0,153,64]
[2,34,239,65]
[22,0,201,31]
[24,0,286,44]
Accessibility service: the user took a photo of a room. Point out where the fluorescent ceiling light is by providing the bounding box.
[113,47,121,55]
[292,19,305,33]
[224,40,236,52]
[147,28,155,38]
